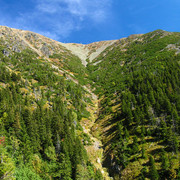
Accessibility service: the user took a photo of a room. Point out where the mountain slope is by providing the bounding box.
[62,40,117,66]
[88,29,180,179]
[0,27,180,180]
[0,26,108,180]
[0,26,117,66]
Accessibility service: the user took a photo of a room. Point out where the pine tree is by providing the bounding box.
[59,154,72,180]
[167,128,179,153]
[168,156,177,179]
[177,168,180,180]
[159,119,168,142]
[160,151,169,178]
[0,144,15,179]
[95,169,103,180]
[124,128,130,142]
[132,135,139,154]
[149,90,156,105]
[149,155,159,180]
[76,163,89,180]
[141,145,146,159]
[140,167,147,180]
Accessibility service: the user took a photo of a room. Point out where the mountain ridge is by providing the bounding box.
[0,26,145,66]
[0,25,119,66]
[0,26,179,180]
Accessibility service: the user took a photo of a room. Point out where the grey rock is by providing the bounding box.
[25,32,39,41]
[2,49,10,56]
[12,45,21,53]
[176,49,180,54]
[128,34,142,40]
[166,44,176,49]
[166,44,180,54]
[40,45,51,57]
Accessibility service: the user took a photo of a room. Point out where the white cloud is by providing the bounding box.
[36,0,111,21]
[0,0,112,41]
[34,0,112,40]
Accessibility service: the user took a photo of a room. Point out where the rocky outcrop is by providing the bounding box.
[0,26,118,66]
[166,44,180,54]
[62,40,117,66]
[2,49,10,56]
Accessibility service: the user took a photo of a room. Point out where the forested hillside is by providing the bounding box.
[0,44,103,179]
[88,30,180,179]
[0,28,180,180]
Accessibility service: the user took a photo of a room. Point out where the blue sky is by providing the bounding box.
[0,0,180,44]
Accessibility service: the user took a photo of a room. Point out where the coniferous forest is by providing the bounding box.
[0,28,180,179]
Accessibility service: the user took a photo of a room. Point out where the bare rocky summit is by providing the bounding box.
[0,26,117,66]
[62,40,117,66]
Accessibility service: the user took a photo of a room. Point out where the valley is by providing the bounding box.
[0,26,180,180]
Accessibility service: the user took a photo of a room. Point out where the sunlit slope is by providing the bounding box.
[88,30,180,179]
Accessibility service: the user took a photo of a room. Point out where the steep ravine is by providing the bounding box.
[48,55,111,179]
[80,90,112,180]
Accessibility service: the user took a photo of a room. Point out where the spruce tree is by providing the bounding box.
[161,152,169,171]
[132,135,139,154]
[0,145,15,179]
[149,155,159,180]
[160,151,169,178]
[141,145,146,159]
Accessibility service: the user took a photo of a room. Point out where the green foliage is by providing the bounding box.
[0,144,15,180]
[149,156,159,180]
[141,145,146,159]
[15,166,42,180]
[88,30,180,179]
[0,47,102,179]
[1,29,180,180]
[50,52,89,85]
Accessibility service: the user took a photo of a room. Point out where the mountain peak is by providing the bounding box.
[0,26,118,66]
